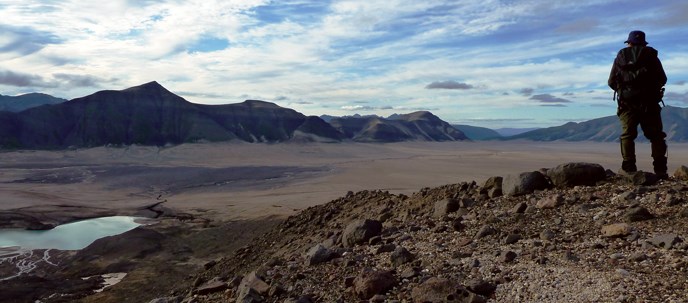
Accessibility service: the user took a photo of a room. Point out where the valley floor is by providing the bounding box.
[1,141,688,223]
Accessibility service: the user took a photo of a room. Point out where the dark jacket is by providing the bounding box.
[608,45,667,102]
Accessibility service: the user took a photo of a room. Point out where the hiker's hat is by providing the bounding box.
[624,30,648,45]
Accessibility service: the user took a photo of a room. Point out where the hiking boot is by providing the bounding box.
[653,156,667,178]
[621,161,637,174]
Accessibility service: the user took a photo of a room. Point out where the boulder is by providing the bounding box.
[646,234,681,249]
[481,176,503,198]
[390,246,414,266]
[546,162,606,188]
[236,271,270,302]
[624,206,654,222]
[433,198,459,218]
[410,277,484,303]
[674,165,688,180]
[305,244,335,265]
[352,269,396,299]
[342,219,383,248]
[502,171,550,196]
[194,277,228,295]
[601,223,632,237]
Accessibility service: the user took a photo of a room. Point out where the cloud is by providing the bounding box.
[0,70,53,87]
[530,94,572,104]
[519,88,534,96]
[665,92,688,104]
[675,80,686,86]
[0,25,62,56]
[53,73,113,88]
[341,105,392,111]
[555,18,600,34]
[425,80,474,90]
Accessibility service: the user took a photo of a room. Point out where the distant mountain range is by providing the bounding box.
[0,93,67,112]
[506,106,688,142]
[0,82,468,149]
[2,82,688,149]
[329,111,467,142]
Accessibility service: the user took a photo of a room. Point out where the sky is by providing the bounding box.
[1,0,687,128]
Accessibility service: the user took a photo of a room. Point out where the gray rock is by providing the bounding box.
[236,288,264,303]
[342,219,383,248]
[353,269,397,299]
[411,277,481,303]
[547,162,606,188]
[467,279,497,296]
[474,225,497,239]
[149,297,182,303]
[536,194,564,209]
[306,244,335,265]
[504,233,522,244]
[481,176,503,198]
[502,171,551,196]
[624,206,654,222]
[601,223,632,238]
[500,251,517,263]
[623,171,658,186]
[194,277,228,295]
[376,244,396,254]
[510,202,528,214]
[390,246,414,266]
[236,271,270,302]
[434,198,459,218]
[674,165,688,180]
[646,234,681,249]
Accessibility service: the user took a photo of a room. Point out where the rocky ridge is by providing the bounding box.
[165,163,688,303]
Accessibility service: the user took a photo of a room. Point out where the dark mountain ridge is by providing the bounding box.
[0,82,469,149]
[328,111,468,142]
[0,93,67,112]
[0,82,342,149]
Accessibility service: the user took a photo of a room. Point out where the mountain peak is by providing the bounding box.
[122,81,171,94]
[241,100,282,108]
[398,111,437,121]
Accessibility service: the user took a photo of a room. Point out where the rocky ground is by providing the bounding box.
[160,162,688,303]
[4,161,688,303]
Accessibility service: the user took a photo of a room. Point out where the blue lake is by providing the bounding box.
[0,216,144,250]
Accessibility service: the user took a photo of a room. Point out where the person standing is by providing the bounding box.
[608,30,668,179]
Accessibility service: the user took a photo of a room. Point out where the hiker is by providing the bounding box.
[608,30,668,178]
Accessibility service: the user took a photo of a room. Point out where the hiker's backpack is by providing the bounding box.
[615,46,663,102]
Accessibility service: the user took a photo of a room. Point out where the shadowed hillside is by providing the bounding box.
[0,93,67,112]
[0,82,342,149]
[330,111,468,142]
[507,106,688,142]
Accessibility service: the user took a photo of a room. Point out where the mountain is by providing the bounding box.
[0,82,342,149]
[507,106,688,142]
[0,93,67,112]
[329,111,468,142]
[494,127,540,137]
[453,124,502,140]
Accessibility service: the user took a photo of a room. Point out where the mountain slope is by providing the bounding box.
[0,82,342,149]
[507,106,688,142]
[330,111,468,142]
[0,93,67,112]
[453,124,502,140]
